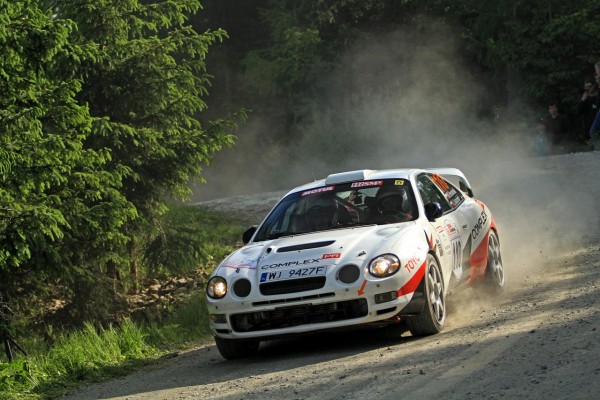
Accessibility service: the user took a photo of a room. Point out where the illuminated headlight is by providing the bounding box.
[369,254,401,278]
[206,276,228,299]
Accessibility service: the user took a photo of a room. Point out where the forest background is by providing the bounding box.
[1,0,599,348]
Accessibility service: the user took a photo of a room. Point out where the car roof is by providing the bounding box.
[285,168,422,196]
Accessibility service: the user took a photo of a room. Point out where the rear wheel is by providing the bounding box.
[214,336,260,360]
[407,254,446,336]
[484,230,504,293]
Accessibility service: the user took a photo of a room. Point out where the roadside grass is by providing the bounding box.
[0,206,243,400]
[0,295,215,400]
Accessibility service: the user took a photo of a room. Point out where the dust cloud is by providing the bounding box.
[194,21,598,286]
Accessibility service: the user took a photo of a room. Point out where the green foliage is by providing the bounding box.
[146,293,212,347]
[449,0,600,106]
[0,0,134,298]
[0,359,35,398]
[143,205,243,276]
[0,0,244,320]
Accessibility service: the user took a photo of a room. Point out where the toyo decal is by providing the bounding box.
[397,261,426,297]
[404,253,422,272]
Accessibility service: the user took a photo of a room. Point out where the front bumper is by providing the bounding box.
[207,285,414,340]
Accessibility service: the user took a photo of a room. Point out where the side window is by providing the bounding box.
[417,174,452,213]
[430,173,464,209]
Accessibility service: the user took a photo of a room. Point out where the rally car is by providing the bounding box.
[205,168,504,359]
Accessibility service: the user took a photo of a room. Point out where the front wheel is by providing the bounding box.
[407,254,446,336]
[214,336,260,360]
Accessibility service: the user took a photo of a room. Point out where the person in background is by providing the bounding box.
[545,100,571,154]
[575,77,598,149]
[589,73,600,151]
[534,117,550,156]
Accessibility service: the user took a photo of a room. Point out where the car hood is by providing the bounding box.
[216,223,418,279]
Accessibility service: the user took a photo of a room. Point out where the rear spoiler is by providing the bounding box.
[426,168,474,197]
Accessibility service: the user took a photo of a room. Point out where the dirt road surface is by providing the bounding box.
[62,151,600,400]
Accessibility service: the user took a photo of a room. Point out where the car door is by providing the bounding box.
[416,173,467,288]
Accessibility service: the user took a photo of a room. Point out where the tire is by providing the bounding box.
[407,254,446,336]
[484,230,504,294]
[214,336,260,360]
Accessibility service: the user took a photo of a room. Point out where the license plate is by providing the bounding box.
[260,266,327,282]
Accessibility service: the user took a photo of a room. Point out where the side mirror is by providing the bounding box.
[242,226,257,244]
[424,202,443,222]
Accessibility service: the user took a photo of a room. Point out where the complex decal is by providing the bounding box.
[260,258,321,269]
[471,209,489,240]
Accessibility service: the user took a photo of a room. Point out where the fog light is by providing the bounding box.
[338,264,360,283]
[209,314,227,324]
[374,291,398,304]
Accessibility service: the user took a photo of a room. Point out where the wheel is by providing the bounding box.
[407,254,446,336]
[214,336,260,360]
[484,230,504,293]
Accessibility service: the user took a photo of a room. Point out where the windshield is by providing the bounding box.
[253,179,418,242]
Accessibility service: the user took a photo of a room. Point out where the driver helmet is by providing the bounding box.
[307,195,337,229]
[376,186,408,214]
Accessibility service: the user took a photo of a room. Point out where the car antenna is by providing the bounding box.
[312,172,317,181]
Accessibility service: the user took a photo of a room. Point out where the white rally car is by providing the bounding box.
[205,168,504,359]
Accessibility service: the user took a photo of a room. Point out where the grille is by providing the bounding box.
[230,298,368,332]
[260,276,326,295]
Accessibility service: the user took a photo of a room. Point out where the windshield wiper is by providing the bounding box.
[264,232,294,240]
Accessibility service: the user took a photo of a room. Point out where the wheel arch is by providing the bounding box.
[399,250,443,316]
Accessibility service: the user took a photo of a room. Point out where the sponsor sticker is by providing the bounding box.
[394,180,405,186]
[222,259,257,270]
[471,209,489,240]
[301,186,335,196]
[351,180,383,188]
[322,253,341,259]
[444,220,461,240]
[260,258,322,270]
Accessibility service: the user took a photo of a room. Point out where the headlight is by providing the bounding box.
[206,276,228,299]
[369,254,401,278]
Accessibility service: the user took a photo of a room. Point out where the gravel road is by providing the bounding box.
[62,151,600,400]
